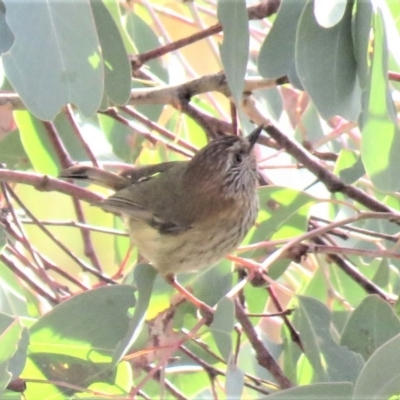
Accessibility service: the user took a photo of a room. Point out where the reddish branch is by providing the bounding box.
[264,123,395,214]
[130,0,281,69]
[234,299,292,389]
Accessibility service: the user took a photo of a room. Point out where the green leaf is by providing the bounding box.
[91,1,131,107]
[29,285,137,357]
[225,356,244,400]
[294,102,324,144]
[258,0,306,79]
[341,295,400,360]
[210,297,234,361]
[25,285,136,396]
[352,0,373,89]
[296,0,361,121]
[0,315,27,394]
[217,0,249,107]
[125,12,168,83]
[360,11,400,192]
[254,88,283,122]
[254,186,316,242]
[99,113,138,163]
[334,150,365,184]
[192,260,233,308]
[102,0,135,55]
[3,1,103,120]
[245,186,315,279]
[52,113,92,162]
[0,261,29,317]
[353,333,400,399]
[314,0,347,28]
[14,111,60,175]
[125,12,166,122]
[371,258,390,287]
[266,382,353,399]
[295,296,364,383]
[113,264,157,364]
[0,130,31,170]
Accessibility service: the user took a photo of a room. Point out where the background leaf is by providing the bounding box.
[217,0,249,107]
[3,1,103,120]
[296,0,361,120]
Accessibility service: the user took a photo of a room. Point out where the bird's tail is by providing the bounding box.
[59,165,130,191]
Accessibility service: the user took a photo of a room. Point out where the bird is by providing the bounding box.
[59,126,262,319]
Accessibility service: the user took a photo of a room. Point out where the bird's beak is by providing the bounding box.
[247,125,263,150]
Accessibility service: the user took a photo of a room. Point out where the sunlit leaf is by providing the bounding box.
[360,11,400,192]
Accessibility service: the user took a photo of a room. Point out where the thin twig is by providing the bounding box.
[179,345,273,396]
[267,287,303,351]
[0,169,101,203]
[130,0,281,69]
[6,187,116,284]
[101,108,193,158]
[0,253,58,303]
[234,299,292,389]
[263,123,395,214]
[65,105,99,167]
[312,236,394,302]
[20,219,128,236]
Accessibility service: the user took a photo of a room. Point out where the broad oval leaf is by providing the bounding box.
[341,295,400,360]
[296,1,361,121]
[353,333,400,399]
[3,1,104,120]
[266,382,353,399]
[295,296,364,383]
[258,0,306,79]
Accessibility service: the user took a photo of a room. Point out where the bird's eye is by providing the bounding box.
[233,152,243,164]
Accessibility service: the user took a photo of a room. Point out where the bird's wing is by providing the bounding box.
[59,162,179,191]
[97,162,191,235]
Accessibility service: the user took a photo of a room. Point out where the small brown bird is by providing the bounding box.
[60,126,261,317]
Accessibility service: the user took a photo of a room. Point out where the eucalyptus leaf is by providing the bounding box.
[265,382,353,399]
[360,11,400,192]
[258,0,306,79]
[210,297,234,361]
[296,1,361,121]
[295,296,364,383]
[3,1,104,120]
[113,264,157,364]
[217,0,249,107]
[341,295,400,360]
[353,333,400,399]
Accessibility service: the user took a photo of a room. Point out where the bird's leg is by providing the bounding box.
[164,274,214,324]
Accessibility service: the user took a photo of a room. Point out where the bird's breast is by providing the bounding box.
[127,195,258,275]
